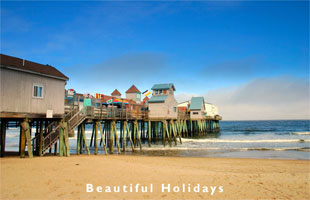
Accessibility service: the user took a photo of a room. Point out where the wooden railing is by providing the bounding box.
[68,109,86,130]
[90,107,148,119]
[177,110,189,120]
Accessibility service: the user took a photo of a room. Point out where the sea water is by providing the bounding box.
[4,120,310,160]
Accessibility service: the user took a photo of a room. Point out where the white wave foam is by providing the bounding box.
[291,132,310,135]
[181,138,310,143]
[140,147,310,152]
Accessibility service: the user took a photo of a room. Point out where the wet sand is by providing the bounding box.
[1,155,309,199]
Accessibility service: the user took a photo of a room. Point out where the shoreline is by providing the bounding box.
[1,155,309,199]
[3,147,310,161]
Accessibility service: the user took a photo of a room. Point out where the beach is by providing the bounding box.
[1,155,309,200]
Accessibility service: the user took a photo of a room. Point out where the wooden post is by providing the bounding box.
[165,121,172,147]
[90,124,95,147]
[125,121,134,152]
[54,142,58,155]
[177,121,182,144]
[1,119,6,157]
[162,121,166,147]
[80,125,83,154]
[38,120,43,156]
[97,122,107,155]
[82,123,90,155]
[120,121,123,148]
[63,122,70,157]
[132,121,136,147]
[77,125,81,155]
[171,121,177,145]
[148,120,151,147]
[113,121,121,153]
[155,121,159,145]
[20,120,26,158]
[122,121,126,152]
[59,121,64,157]
[134,120,142,150]
[94,121,98,155]
[109,121,114,153]
[21,119,33,158]
[190,120,193,137]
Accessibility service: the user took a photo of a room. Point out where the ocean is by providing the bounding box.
[4,120,310,160]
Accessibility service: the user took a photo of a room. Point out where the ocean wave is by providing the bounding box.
[291,132,310,135]
[181,138,310,143]
[231,129,276,132]
[140,147,310,152]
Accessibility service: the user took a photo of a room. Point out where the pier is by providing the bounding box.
[0,53,222,158]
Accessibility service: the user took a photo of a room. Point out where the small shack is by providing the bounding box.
[125,85,141,103]
[0,54,69,118]
[189,97,206,119]
[111,89,121,99]
[148,83,177,119]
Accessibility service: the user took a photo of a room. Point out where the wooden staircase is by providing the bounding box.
[32,107,86,156]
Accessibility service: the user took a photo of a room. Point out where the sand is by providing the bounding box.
[1,155,309,200]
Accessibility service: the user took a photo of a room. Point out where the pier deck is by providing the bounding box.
[0,100,221,158]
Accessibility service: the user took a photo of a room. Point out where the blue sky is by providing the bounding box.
[1,1,309,119]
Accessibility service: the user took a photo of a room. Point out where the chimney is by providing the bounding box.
[22,59,25,66]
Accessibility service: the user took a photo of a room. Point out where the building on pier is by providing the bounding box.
[125,85,141,103]
[0,54,69,118]
[148,83,178,119]
[189,97,206,119]
[111,89,121,99]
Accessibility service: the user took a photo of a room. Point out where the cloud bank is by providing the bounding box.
[175,76,309,120]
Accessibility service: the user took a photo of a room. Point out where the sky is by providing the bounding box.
[1,0,309,120]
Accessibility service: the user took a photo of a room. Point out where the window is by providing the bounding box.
[193,112,199,115]
[136,93,141,99]
[173,107,177,112]
[33,84,44,98]
[159,90,162,94]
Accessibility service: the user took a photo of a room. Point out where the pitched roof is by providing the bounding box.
[151,83,175,91]
[0,54,69,80]
[111,89,121,96]
[189,97,204,110]
[148,95,168,103]
[125,85,141,93]
[143,96,150,101]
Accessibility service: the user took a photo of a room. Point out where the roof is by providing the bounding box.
[111,89,121,96]
[177,101,190,107]
[151,83,175,91]
[125,85,141,93]
[189,97,204,110]
[0,54,69,81]
[148,95,168,103]
[143,96,150,101]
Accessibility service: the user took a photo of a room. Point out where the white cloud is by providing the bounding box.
[176,76,309,120]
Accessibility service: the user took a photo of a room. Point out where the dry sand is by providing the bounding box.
[1,155,309,200]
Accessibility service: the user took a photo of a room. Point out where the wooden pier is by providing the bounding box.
[0,54,222,158]
[0,101,221,158]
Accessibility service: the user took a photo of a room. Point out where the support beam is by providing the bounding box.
[81,123,90,155]
[97,121,107,155]
[94,121,98,155]
[148,120,151,147]
[20,119,33,158]
[39,120,43,156]
[125,121,134,152]
[1,119,7,157]
[113,121,121,153]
